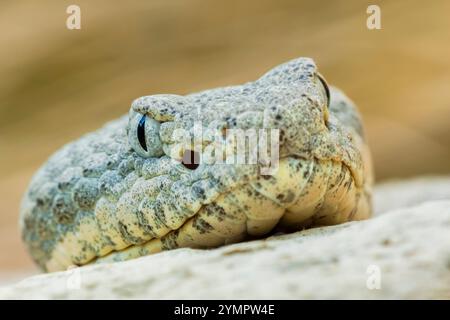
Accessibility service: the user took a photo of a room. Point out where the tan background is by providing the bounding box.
[0,0,449,276]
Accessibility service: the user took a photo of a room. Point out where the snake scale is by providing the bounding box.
[20,57,373,272]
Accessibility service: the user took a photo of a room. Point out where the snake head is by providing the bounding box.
[127,58,332,173]
[20,57,371,272]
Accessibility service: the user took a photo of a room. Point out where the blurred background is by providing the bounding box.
[0,0,449,280]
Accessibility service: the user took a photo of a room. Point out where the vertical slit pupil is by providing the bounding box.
[182,150,200,170]
[137,115,148,152]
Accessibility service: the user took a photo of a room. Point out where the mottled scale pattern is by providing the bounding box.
[20,57,373,272]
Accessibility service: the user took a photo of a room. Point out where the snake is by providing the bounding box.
[20,57,373,272]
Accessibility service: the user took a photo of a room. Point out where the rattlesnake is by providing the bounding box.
[20,57,373,272]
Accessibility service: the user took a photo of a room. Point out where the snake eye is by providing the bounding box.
[128,111,163,158]
[317,73,330,108]
[181,150,200,170]
[137,115,148,152]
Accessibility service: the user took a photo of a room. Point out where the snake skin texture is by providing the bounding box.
[20,57,373,272]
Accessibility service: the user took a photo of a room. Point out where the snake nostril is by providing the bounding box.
[181,150,200,170]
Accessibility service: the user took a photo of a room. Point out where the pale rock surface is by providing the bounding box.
[1,177,449,299]
[373,175,450,215]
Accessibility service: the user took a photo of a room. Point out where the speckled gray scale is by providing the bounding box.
[20,57,373,272]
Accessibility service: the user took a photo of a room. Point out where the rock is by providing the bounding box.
[1,177,449,299]
[373,175,450,215]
